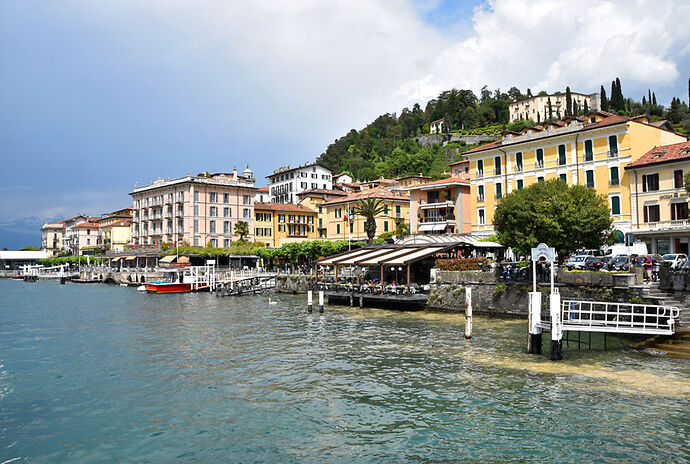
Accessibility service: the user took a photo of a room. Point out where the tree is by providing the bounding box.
[354,198,386,244]
[507,86,522,100]
[235,221,249,242]
[600,85,608,111]
[493,179,613,258]
[20,246,40,251]
[565,87,572,116]
[583,100,589,113]
[547,97,553,120]
[394,221,410,238]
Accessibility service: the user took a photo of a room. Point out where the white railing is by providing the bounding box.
[560,300,678,335]
[635,219,690,231]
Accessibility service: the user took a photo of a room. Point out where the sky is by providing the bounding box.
[1,0,689,249]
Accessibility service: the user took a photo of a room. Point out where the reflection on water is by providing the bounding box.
[0,280,688,463]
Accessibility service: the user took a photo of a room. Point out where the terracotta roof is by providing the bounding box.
[322,186,409,206]
[395,174,432,181]
[297,188,347,197]
[254,202,315,213]
[257,187,269,192]
[101,220,132,228]
[408,177,469,189]
[332,172,350,179]
[72,222,99,229]
[625,141,690,170]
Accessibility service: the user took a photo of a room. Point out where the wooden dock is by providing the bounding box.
[325,291,428,310]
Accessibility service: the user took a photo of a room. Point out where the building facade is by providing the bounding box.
[130,168,256,248]
[508,92,601,122]
[62,215,89,255]
[72,222,100,255]
[297,189,348,239]
[625,141,690,254]
[430,119,445,134]
[461,112,687,238]
[254,202,317,247]
[41,222,65,257]
[267,163,333,204]
[408,178,471,235]
[322,186,410,241]
[100,219,132,252]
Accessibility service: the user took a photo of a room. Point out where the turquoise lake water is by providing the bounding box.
[0,279,688,463]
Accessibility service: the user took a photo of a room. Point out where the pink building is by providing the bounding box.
[72,222,101,254]
[408,177,471,235]
[130,168,256,248]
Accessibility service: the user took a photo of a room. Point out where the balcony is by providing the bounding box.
[477,195,485,202]
[419,200,454,210]
[494,169,502,176]
[514,164,523,172]
[609,179,620,187]
[634,219,690,232]
[609,149,619,158]
[420,215,455,223]
[535,161,544,169]
[476,170,484,179]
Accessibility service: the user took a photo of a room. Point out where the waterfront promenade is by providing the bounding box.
[1,279,688,463]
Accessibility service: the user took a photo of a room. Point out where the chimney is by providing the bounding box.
[233,166,238,180]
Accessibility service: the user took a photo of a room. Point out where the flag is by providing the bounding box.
[343,211,348,222]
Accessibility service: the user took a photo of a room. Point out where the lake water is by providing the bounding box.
[1,279,688,463]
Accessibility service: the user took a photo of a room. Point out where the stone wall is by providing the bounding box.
[275,275,317,293]
[414,134,498,148]
[557,269,641,287]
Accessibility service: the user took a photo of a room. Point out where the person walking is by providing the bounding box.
[643,255,652,283]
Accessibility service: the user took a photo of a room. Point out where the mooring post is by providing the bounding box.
[359,294,363,308]
[465,287,473,339]
[307,290,313,312]
[527,291,542,354]
[550,289,562,360]
[349,294,354,307]
[318,291,324,313]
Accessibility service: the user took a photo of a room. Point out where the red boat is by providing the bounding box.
[144,268,212,293]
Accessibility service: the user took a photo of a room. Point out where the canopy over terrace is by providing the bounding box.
[317,243,458,286]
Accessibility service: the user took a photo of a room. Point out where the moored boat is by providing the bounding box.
[144,267,214,293]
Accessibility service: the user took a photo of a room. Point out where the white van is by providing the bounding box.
[604,242,648,257]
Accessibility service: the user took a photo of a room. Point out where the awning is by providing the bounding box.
[318,248,377,266]
[159,255,176,263]
[111,256,122,262]
[473,241,503,248]
[432,224,447,231]
[382,246,450,265]
[125,256,136,261]
[177,256,190,264]
[418,224,435,232]
[356,247,420,266]
[335,248,396,265]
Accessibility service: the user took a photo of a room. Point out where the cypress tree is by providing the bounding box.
[565,87,572,116]
[548,97,553,120]
[648,89,652,106]
[600,85,609,111]
[642,96,647,106]
[652,92,657,106]
[537,112,541,123]
[584,100,589,113]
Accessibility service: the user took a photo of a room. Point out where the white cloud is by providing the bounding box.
[398,0,690,101]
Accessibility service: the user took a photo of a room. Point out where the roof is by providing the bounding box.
[650,120,675,132]
[254,202,316,213]
[257,187,269,192]
[456,111,651,158]
[267,162,332,178]
[297,188,348,197]
[407,177,469,190]
[72,222,100,229]
[101,220,132,228]
[332,172,350,179]
[0,250,49,260]
[317,244,455,266]
[625,141,690,170]
[395,174,432,181]
[42,222,65,230]
[321,186,409,206]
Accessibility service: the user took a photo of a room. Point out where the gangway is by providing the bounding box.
[216,275,277,296]
[560,300,678,336]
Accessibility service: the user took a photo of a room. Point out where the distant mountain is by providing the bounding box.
[0,216,52,250]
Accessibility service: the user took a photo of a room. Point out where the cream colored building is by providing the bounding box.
[41,222,65,257]
[509,92,600,122]
[297,188,348,239]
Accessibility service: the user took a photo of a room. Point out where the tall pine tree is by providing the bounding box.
[584,100,589,113]
[600,85,609,111]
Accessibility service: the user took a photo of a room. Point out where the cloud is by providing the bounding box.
[398,0,690,102]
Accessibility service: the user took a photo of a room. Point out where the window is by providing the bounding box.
[495,182,502,199]
[301,182,307,189]
[194,205,200,216]
[224,221,231,234]
[209,192,217,203]
[674,170,684,189]
[609,167,620,186]
[318,205,322,214]
[209,239,217,248]
[559,174,567,182]
[288,214,296,223]
[383,205,389,214]
[558,144,566,166]
[586,170,594,188]
[224,193,230,203]
[278,224,285,232]
[337,224,341,234]
[210,220,216,233]
[584,140,594,161]
[335,208,341,218]
[395,205,401,217]
[243,195,251,205]
[536,148,544,168]
[478,209,485,225]
[643,205,660,222]
[537,176,545,183]
[210,206,218,217]
[194,237,199,247]
[608,135,618,157]
[384,221,389,232]
[194,220,199,233]
[243,208,251,218]
[517,179,524,190]
[278,214,285,223]
[194,191,199,202]
[611,196,621,215]
[671,202,689,220]
[515,152,523,171]
[642,173,659,192]
[478,185,484,201]
[349,222,354,233]
[224,239,230,247]
[494,156,502,175]
[265,228,272,236]
[477,160,484,177]
[224,207,231,218]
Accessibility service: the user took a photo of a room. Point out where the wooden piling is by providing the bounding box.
[464,287,472,340]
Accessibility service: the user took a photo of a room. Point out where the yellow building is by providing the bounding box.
[254,202,317,247]
[100,219,132,252]
[454,111,686,237]
[297,188,348,239]
[625,141,690,254]
[322,186,410,241]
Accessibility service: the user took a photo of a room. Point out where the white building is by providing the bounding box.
[62,215,89,255]
[509,92,600,122]
[267,163,333,204]
[430,119,445,134]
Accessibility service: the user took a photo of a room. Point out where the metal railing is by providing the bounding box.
[560,300,678,335]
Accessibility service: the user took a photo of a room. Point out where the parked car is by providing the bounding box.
[610,254,632,272]
[605,242,648,257]
[577,249,605,257]
[662,253,687,269]
[565,255,588,270]
[584,256,608,271]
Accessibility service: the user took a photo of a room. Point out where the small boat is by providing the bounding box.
[143,268,212,294]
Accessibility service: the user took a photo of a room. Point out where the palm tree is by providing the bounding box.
[354,198,387,244]
[235,220,249,242]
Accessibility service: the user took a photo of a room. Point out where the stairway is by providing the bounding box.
[642,283,690,332]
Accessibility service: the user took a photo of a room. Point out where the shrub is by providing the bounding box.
[434,257,488,271]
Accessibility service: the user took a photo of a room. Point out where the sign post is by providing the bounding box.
[528,243,557,356]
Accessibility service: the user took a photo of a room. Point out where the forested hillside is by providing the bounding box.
[317,79,690,181]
